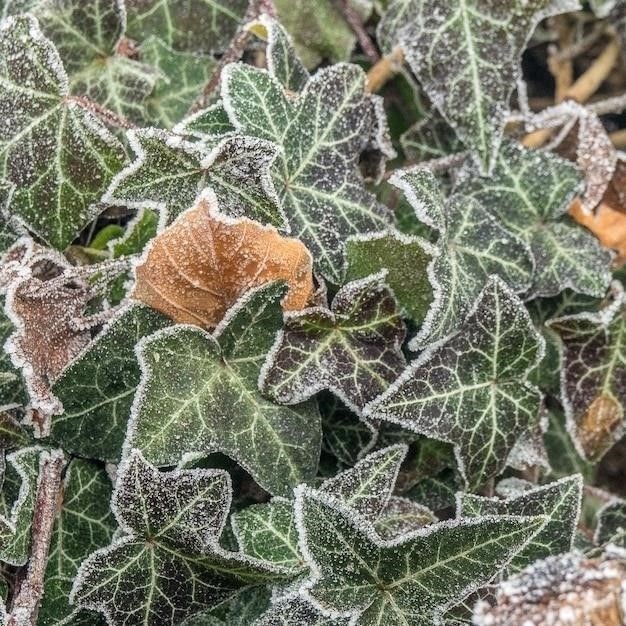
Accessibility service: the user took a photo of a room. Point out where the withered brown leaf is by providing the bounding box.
[132,190,314,328]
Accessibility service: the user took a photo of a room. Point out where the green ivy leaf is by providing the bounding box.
[378,0,580,171]
[595,499,626,548]
[127,282,321,497]
[50,303,171,462]
[0,16,126,249]
[364,277,544,491]
[401,113,463,163]
[459,475,582,572]
[0,299,26,406]
[255,596,351,625]
[109,209,159,259]
[261,274,406,414]
[174,103,235,141]
[140,37,215,128]
[295,486,544,624]
[345,231,435,325]
[222,59,392,284]
[373,496,436,540]
[457,142,612,298]
[106,128,284,227]
[71,451,288,626]
[39,458,116,626]
[125,0,247,53]
[181,586,272,625]
[547,287,626,461]
[392,169,533,347]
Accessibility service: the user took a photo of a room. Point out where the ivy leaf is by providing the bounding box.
[127,282,321,497]
[0,16,126,249]
[222,59,392,284]
[595,499,626,548]
[401,113,463,163]
[254,596,350,626]
[373,496,436,540]
[457,142,612,298]
[50,303,171,462]
[174,102,236,141]
[392,169,533,347]
[125,0,247,54]
[106,128,284,227]
[140,37,215,128]
[261,273,406,414]
[345,231,436,325]
[0,301,26,406]
[364,277,544,491]
[39,458,116,626]
[109,209,159,259]
[71,451,288,626]
[459,475,582,572]
[295,486,544,624]
[547,287,626,461]
[379,0,580,172]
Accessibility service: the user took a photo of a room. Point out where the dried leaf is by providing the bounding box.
[132,190,314,329]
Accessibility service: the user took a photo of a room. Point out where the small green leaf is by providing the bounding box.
[373,496,436,540]
[261,274,406,414]
[174,102,235,141]
[71,451,288,626]
[595,499,626,548]
[127,282,321,497]
[295,486,544,624]
[345,231,436,325]
[547,287,626,461]
[365,277,544,490]
[181,586,272,625]
[0,299,26,407]
[222,58,392,284]
[457,142,612,298]
[51,303,170,462]
[255,596,351,625]
[459,475,582,572]
[0,16,126,249]
[109,209,159,259]
[39,458,116,626]
[401,113,464,162]
[106,128,284,227]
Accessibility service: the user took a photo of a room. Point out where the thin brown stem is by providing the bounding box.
[334,0,380,63]
[553,22,610,63]
[189,0,277,115]
[610,128,626,148]
[366,46,404,93]
[548,16,574,103]
[67,95,136,130]
[8,451,66,626]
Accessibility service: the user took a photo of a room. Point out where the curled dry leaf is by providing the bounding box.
[131,190,314,328]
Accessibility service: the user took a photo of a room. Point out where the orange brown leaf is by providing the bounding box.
[132,191,314,328]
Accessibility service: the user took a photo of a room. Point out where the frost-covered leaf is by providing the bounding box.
[595,499,626,548]
[131,192,313,329]
[273,0,355,69]
[364,277,544,490]
[182,586,271,626]
[71,451,287,626]
[547,287,626,461]
[140,37,215,128]
[0,446,41,565]
[124,0,247,53]
[345,231,435,325]
[51,303,170,462]
[373,496,436,540]
[127,282,321,497]
[106,128,283,227]
[222,60,392,284]
[404,469,460,512]
[261,274,406,414]
[457,142,612,298]
[379,0,580,171]
[39,458,116,626]
[392,169,533,347]
[0,301,26,406]
[401,113,463,162]
[174,102,235,141]
[459,475,582,572]
[0,16,126,249]
[109,209,159,259]
[295,486,544,624]
[254,596,350,626]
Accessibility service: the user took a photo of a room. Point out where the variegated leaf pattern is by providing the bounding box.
[365,277,544,490]
[0,16,126,249]
[261,274,406,414]
[127,283,321,497]
[457,142,612,298]
[222,58,392,284]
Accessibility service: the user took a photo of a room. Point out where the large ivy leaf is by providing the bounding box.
[378,0,580,172]
[295,486,544,625]
[457,142,612,298]
[547,287,626,461]
[106,128,283,227]
[364,277,544,490]
[127,282,321,497]
[391,169,533,347]
[0,16,126,249]
[71,451,288,626]
[222,59,392,284]
[50,303,171,462]
[125,0,247,54]
[261,274,406,414]
[39,458,116,626]
[459,475,582,572]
